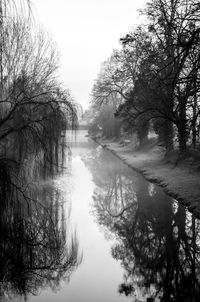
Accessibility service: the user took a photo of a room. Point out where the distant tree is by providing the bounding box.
[91,35,152,144]
[89,92,122,138]
[91,49,132,106]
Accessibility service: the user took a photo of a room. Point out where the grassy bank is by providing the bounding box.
[93,137,200,218]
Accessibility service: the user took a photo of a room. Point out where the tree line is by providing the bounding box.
[89,0,200,154]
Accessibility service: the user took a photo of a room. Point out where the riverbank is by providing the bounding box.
[93,137,200,218]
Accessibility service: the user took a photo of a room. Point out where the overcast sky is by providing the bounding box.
[33,0,147,110]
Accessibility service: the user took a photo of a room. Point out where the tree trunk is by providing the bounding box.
[178,100,187,152]
[163,120,174,152]
[137,120,149,148]
[192,89,198,149]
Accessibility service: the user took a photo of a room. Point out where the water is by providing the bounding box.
[2,131,200,301]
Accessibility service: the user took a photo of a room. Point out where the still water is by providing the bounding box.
[3,131,200,301]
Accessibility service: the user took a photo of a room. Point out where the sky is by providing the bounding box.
[33,0,147,110]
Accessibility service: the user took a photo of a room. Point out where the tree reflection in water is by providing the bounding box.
[84,148,200,302]
[0,140,81,301]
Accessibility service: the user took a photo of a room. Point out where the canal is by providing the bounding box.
[5,130,200,301]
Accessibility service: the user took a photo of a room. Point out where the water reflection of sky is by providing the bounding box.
[29,131,200,301]
[30,132,128,302]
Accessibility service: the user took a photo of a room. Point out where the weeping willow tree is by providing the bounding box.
[0,0,79,206]
[0,3,78,176]
[0,2,79,299]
